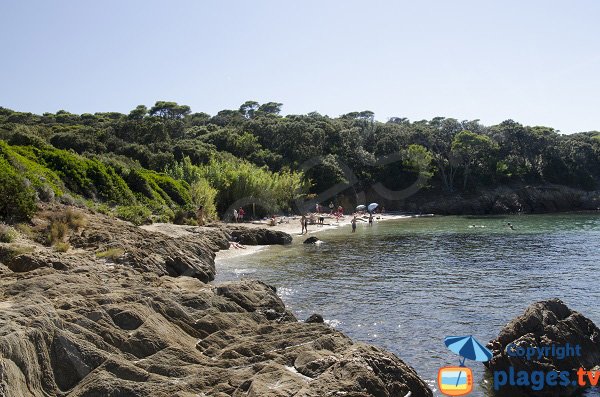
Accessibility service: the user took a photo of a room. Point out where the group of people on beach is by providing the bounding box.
[232,207,245,223]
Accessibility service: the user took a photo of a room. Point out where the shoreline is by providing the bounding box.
[215,213,430,262]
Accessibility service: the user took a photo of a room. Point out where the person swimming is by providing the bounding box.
[507,222,515,230]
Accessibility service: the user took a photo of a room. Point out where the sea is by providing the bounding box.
[216,212,600,396]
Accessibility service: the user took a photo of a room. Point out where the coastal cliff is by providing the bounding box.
[0,205,432,397]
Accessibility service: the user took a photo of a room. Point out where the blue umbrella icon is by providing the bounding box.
[444,335,493,387]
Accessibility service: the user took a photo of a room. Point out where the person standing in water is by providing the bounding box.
[368,213,373,226]
[300,214,307,234]
[351,216,357,233]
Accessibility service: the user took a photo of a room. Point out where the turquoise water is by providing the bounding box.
[216,213,600,396]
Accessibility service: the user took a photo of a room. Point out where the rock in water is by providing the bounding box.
[227,226,292,245]
[303,236,321,245]
[486,298,600,396]
[305,313,324,323]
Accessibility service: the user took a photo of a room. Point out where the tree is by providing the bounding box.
[257,102,283,115]
[451,130,498,189]
[128,105,148,120]
[239,101,259,119]
[149,101,191,119]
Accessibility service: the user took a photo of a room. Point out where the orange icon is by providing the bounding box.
[438,366,473,396]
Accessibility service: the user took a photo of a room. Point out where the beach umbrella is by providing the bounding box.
[356,205,366,211]
[444,335,492,365]
[367,203,379,213]
[444,335,492,389]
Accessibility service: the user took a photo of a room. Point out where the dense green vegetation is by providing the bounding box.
[1,102,599,222]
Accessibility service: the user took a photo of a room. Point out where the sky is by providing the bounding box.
[1,1,599,133]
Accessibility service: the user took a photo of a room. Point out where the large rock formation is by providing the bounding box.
[0,206,432,397]
[486,299,600,397]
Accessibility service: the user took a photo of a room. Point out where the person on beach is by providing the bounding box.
[329,202,334,213]
[351,216,357,233]
[318,215,324,225]
[229,241,246,249]
[233,208,238,223]
[196,205,205,226]
[238,207,245,222]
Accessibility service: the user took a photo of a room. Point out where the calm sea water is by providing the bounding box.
[215,213,600,396]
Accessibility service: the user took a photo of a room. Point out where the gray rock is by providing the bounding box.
[227,226,292,245]
[303,237,321,245]
[486,298,600,397]
[305,314,324,323]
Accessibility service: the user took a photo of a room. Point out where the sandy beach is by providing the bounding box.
[215,213,422,261]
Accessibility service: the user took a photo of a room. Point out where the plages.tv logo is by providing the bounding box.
[438,335,493,396]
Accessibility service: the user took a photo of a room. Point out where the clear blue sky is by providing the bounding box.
[1,1,599,133]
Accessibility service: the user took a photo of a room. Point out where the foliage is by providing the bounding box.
[189,179,218,219]
[196,158,307,215]
[0,152,37,221]
[115,205,152,225]
[1,101,599,218]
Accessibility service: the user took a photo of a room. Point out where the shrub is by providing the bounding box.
[115,205,152,225]
[0,225,18,243]
[189,179,217,220]
[0,155,37,221]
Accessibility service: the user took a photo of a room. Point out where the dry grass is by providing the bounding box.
[0,225,18,243]
[14,223,34,238]
[47,209,87,246]
[96,247,125,260]
[0,245,35,262]
[53,242,71,253]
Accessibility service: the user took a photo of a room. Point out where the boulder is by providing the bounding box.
[486,298,600,396]
[227,226,292,245]
[303,237,321,245]
[305,314,324,323]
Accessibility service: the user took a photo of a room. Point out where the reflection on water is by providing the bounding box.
[216,213,600,396]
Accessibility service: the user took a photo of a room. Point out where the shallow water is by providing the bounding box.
[216,213,600,396]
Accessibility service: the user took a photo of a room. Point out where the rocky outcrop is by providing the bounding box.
[486,299,600,396]
[227,225,293,245]
[402,185,600,215]
[0,206,432,397]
